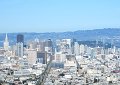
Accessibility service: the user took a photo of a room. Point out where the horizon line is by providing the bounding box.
[0,28,120,34]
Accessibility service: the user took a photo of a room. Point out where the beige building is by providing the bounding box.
[54,52,66,62]
[27,49,37,65]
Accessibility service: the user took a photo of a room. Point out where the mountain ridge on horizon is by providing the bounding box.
[1,28,120,34]
[0,28,120,47]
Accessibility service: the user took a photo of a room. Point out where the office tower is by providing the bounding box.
[57,39,72,54]
[45,39,53,53]
[62,39,72,48]
[86,47,92,55]
[80,44,85,55]
[4,33,9,50]
[17,34,24,43]
[71,39,76,54]
[16,42,23,57]
[37,51,47,64]
[56,39,61,52]
[27,49,37,65]
[28,41,37,50]
[45,39,53,62]
[16,34,24,57]
[45,39,53,47]
[74,42,80,56]
[54,52,66,62]
[37,41,45,52]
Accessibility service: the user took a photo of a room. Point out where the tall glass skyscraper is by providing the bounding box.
[17,34,24,43]
[16,34,24,57]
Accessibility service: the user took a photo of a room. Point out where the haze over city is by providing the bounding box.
[0,0,120,85]
[0,0,120,33]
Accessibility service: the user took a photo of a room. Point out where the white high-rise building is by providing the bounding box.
[4,33,9,50]
[80,44,85,55]
[74,42,80,56]
[16,42,23,57]
[59,39,72,54]
[86,47,92,55]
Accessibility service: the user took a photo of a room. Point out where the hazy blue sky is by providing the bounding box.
[0,0,120,33]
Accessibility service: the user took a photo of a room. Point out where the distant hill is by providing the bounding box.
[0,28,120,47]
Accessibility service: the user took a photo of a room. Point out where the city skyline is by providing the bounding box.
[0,1,120,84]
[0,0,120,33]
